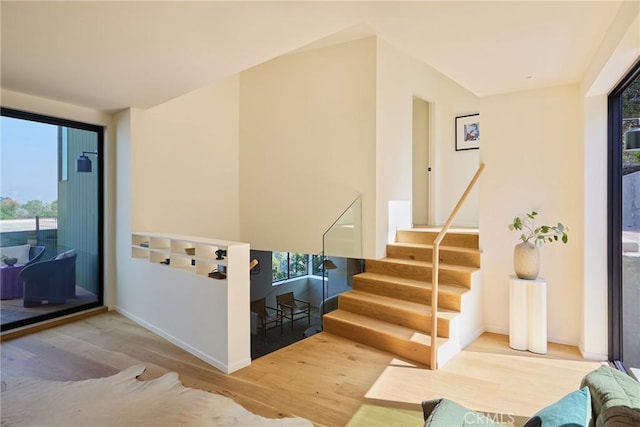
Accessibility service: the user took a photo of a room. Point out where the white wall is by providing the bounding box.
[480,85,582,345]
[578,95,608,359]
[376,40,480,256]
[239,37,377,257]
[578,2,640,359]
[129,76,241,240]
[0,89,117,308]
[114,108,134,311]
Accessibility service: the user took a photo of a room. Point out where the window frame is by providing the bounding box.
[607,58,640,362]
[271,252,324,284]
[0,107,105,331]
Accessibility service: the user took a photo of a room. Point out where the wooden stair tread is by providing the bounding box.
[379,257,478,273]
[398,227,479,234]
[324,310,448,346]
[388,241,481,253]
[342,290,458,319]
[395,228,479,249]
[355,272,468,294]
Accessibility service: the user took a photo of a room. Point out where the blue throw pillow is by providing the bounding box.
[422,399,503,426]
[523,387,592,427]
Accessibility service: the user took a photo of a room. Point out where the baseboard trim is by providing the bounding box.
[580,350,608,361]
[116,306,245,374]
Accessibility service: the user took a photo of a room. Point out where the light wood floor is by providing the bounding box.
[0,311,601,426]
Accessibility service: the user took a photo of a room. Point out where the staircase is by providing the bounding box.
[323,228,483,369]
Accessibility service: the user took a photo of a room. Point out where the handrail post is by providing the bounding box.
[429,163,485,370]
[430,244,440,369]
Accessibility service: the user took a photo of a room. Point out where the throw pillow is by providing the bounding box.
[580,364,640,426]
[523,387,591,427]
[0,244,31,264]
[54,249,76,260]
[422,399,503,426]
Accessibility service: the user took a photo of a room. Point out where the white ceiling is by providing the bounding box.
[0,1,625,113]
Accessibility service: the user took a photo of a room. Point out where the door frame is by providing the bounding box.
[412,96,431,226]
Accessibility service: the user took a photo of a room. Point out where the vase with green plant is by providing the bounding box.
[508,211,568,279]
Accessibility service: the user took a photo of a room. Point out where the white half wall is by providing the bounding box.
[480,85,582,346]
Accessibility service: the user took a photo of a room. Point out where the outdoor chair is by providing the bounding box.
[21,251,76,307]
[276,291,310,331]
[26,245,45,266]
[250,297,282,339]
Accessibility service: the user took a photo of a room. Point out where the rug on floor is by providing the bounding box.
[1,365,313,427]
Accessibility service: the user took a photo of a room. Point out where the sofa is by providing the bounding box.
[422,365,639,426]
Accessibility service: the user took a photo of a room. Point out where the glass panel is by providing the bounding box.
[621,75,640,369]
[271,251,288,282]
[311,254,323,276]
[323,197,362,259]
[289,253,308,279]
[60,127,68,182]
[1,113,102,331]
[320,256,364,316]
[320,196,364,317]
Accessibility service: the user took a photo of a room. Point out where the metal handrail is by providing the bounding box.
[430,163,485,370]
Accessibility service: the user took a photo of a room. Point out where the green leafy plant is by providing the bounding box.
[623,150,640,166]
[508,211,568,245]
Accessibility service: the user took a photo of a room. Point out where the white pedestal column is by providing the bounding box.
[509,275,547,354]
[527,279,547,354]
[509,277,529,351]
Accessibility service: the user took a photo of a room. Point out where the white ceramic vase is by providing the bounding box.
[513,241,540,280]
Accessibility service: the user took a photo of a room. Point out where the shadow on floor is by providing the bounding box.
[251,314,322,359]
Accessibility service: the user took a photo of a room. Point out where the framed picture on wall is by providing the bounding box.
[455,114,480,151]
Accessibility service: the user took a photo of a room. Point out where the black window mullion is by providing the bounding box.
[607,58,640,363]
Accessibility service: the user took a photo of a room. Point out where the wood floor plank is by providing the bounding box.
[1,311,602,427]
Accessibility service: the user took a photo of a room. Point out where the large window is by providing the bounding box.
[608,59,640,370]
[0,108,104,331]
[272,252,323,283]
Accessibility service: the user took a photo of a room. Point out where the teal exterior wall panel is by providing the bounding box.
[57,127,99,294]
